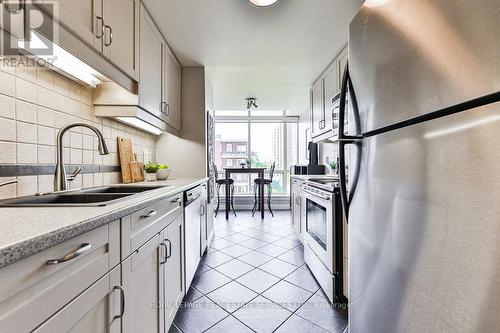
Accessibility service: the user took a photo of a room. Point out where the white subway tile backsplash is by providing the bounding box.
[37,86,56,109]
[36,68,55,90]
[37,145,55,164]
[37,126,55,146]
[37,106,55,127]
[82,173,93,188]
[15,78,37,103]
[82,134,93,150]
[16,100,37,123]
[0,118,16,142]
[54,74,69,95]
[70,132,83,148]
[37,175,53,194]
[17,176,37,196]
[82,150,93,164]
[70,148,82,164]
[0,71,16,97]
[0,94,15,119]
[0,177,17,199]
[93,173,103,186]
[17,143,37,163]
[17,122,38,144]
[0,142,16,163]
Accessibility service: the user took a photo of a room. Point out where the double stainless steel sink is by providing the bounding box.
[0,185,170,207]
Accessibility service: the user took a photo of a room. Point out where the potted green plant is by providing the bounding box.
[156,164,171,180]
[144,162,160,182]
[329,161,337,174]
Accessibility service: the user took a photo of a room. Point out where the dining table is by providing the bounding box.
[224,167,266,219]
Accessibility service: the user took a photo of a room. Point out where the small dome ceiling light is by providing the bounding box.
[246,98,258,110]
[248,0,280,8]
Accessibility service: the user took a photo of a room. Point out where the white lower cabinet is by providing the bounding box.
[162,216,185,328]
[34,266,122,333]
[121,233,163,333]
[0,185,210,332]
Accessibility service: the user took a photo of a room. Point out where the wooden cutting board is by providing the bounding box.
[130,154,144,182]
[117,137,133,183]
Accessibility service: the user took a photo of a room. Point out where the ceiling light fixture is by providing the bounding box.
[248,0,280,8]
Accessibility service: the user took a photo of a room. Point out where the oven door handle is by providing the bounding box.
[301,187,331,201]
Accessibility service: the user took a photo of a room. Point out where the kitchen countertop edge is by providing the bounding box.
[0,177,208,269]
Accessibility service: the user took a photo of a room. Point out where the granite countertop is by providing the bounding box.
[0,177,208,268]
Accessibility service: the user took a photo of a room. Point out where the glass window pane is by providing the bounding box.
[215,123,248,173]
[250,110,284,117]
[249,123,284,170]
[214,110,248,117]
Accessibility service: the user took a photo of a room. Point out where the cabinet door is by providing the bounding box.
[310,79,324,137]
[162,216,185,329]
[337,46,348,89]
[122,234,163,333]
[34,266,121,333]
[164,46,181,130]
[323,63,338,134]
[138,4,163,118]
[102,0,138,79]
[54,0,102,52]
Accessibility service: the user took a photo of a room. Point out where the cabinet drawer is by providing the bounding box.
[0,220,120,333]
[34,265,121,333]
[121,193,183,259]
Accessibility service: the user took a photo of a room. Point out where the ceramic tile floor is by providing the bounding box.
[170,211,348,333]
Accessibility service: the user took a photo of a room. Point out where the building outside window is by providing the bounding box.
[213,111,298,195]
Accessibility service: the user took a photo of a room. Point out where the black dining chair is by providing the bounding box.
[252,162,275,217]
[213,163,236,217]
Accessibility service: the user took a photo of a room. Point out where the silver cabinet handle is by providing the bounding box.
[165,239,172,259]
[200,204,205,216]
[165,103,170,116]
[46,243,91,265]
[171,198,182,205]
[104,25,113,46]
[159,243,168,264]
[295,196,301,205]
[140,210,157,219]
[112,285,125,320]
[95,16,104,39]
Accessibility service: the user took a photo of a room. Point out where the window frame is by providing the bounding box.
[213,112,299,195]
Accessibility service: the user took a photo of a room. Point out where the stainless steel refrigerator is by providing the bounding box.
[337,1,500,332]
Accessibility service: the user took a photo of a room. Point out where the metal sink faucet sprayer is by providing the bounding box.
[54,123,109,191]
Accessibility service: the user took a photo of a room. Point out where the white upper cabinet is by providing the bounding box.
[311,78,324,138]
[102,0,139,79]
[53,0,102,51]
[311,45,347,142]
[164,45,181,130]
[138,3,164,119]
[337,47,348,88]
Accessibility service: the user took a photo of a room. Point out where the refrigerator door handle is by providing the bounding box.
[338,62,362,221]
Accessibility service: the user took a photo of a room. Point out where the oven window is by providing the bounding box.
[306,199,327,250]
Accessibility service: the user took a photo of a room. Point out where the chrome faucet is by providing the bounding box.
[54,123,109,191]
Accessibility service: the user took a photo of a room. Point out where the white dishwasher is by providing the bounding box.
[184,186,202,289]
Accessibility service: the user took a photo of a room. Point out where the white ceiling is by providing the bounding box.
[142,0,364,115]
